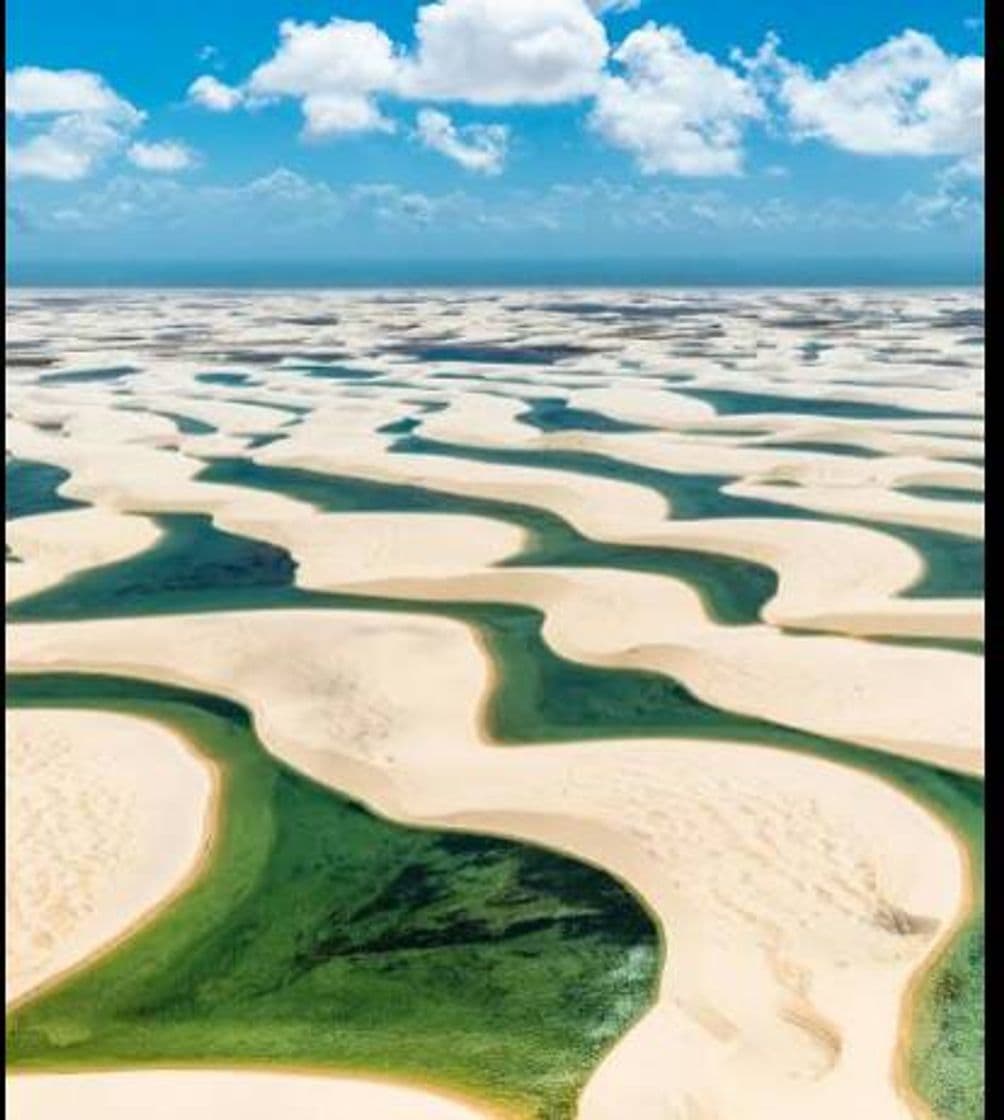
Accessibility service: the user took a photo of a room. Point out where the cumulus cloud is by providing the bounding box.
[7,116,119,180]
[248,18,399,98]
[415,108,508,173]
[5,66,145,180]
[189,0,608,144]
[300,93,396,139]
[187,74,243,112]
[590,24,763,175]
[5,66,199,181]
[398,0,608,104]
[6,66,142,121]
[742,30,983,160]
[178,11,982,183]
[127,140,198,172]
[245,17,397,137]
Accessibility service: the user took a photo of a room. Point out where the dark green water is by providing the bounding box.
[897,485,984,504]
[399,344,594,365]
[394,437,983,600]
[378,417,422,435]
[245,432,289,449]
[518,397,653,434]
[3,454,984,1120]
[197,457,778,627]
[6,672,659,1119]
[753,440,887,459]
[196,372,254,386]
[121,407,218,435]
[5,459,86,520]
[38,366,137,385]
[671,387,979,422]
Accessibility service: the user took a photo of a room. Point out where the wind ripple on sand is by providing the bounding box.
[5,708,213,1005]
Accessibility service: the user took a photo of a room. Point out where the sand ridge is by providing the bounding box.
[5,708,214,1005]
[6,286,983,1119]
[4,414,982,770]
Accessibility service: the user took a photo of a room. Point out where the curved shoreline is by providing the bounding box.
[6,416,984,646]
[7,612,971,1120]
[5,708,219,1011]
[6,286,983,1119]
[7,668,663,1120]
[6,1068,517,1120]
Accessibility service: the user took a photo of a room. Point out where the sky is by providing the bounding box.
[5,0,985,282]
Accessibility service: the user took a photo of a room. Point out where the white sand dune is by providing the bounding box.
[4,420,982,771]
[5,708,213,1004]
[353,568,982,774]
[6,508,161,604]
[5,286,982,1120]
[264,431,982,643]
[5,1071,496,1120]
[6,608,965,1120]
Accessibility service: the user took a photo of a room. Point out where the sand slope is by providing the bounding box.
[6,608,965,1120]
[5,1071,496,1120]
[5,708,213,1005]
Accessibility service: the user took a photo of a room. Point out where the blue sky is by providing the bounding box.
[5,0,985,278]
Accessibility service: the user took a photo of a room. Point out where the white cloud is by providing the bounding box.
[245,17,397,137]
[301,93,396,138]
[590,24,763,175]
[7,116,121,180]
[127,140,198,172]
[207,1,608,138]
[6,66,142,122]
[398,0,608,104]
[177,12,984,185]
[5,66,207,181]
[188,74,243,112]
[9,165,983,241]
[248,18,399,97]
[5,66,146,180]
[415,108,508,173]
[743,30,983,160]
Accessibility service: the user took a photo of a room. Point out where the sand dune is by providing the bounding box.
[261,431,981,641]
[6,508,161,604]
[5,708,213,1004]
[5,1071,496,1120]
[4,420,982,770]
[6,286,982,1119]
[6,608,965,1120]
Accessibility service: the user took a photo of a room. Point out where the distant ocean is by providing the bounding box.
[5,256,983,289]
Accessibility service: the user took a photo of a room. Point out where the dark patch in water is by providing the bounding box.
[6,458,87,520]
[394,343,597,365]
[39,365,137,385]
[377,417,422,435]
[519,397,653,434]
[197,372,255,387]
